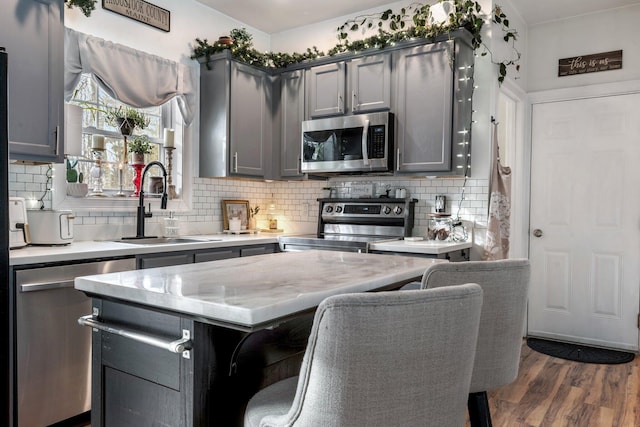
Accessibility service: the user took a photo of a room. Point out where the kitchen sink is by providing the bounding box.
[113,237,220,245]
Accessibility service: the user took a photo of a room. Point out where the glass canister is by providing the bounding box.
[427,214,452,241]
[163,213,180,237]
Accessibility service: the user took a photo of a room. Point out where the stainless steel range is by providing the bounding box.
[279,198,416,253]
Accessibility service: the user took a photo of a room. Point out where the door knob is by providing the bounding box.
[532,229,543,238]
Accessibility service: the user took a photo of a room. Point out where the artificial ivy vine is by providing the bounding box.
[64,0,97,17]
[191,1,520,84]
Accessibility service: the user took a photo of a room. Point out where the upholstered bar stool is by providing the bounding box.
[244,284,484,427]
[419,259,531,427]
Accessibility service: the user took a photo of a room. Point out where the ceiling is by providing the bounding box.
[196,0,640,34]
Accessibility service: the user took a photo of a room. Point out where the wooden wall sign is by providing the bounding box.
[558,50,622,77]
[102,0,170,32]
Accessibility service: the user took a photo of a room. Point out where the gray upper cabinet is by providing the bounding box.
[306,62,346,118]
[278,70,305,177]
[348,53,391,114]
[201,31,473,179]
[3,0,64,163]
[306,53,391,119]
[393,39,473,175]
[200,55,272,178]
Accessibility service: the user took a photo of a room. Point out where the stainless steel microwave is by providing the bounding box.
[301,112,394,174]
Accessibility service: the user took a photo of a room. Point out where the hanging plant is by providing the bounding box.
[191,1,521,84]
[64,0,97,17]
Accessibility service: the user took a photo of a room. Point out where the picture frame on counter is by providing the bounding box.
[222,199,249,231]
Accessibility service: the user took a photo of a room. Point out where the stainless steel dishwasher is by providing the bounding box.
[13,257,136,427]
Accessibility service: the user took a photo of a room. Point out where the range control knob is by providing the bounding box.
[382,205,392,215]
[335,206,343,213]
[325,205,334,213]
[393,206,403,215]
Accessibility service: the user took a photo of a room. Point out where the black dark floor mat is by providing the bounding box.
[527,337,635,364]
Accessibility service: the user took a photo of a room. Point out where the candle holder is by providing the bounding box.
[114,163,127,197]
[130,162,145,198]
[164,146,177,199]
[89,149,106,196]
[122,135,129,164]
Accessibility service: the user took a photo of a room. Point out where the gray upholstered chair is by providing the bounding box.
[419,259,531,427]
[244,284,484,427]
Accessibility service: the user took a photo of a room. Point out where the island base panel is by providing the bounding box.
[90,298,312,426]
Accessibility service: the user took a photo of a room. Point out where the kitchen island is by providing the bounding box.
[76,250,443,426]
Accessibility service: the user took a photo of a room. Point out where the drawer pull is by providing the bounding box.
[20,280,74,292]
[78,314,192,358]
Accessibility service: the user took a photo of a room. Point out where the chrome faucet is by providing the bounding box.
[135,161,168,238]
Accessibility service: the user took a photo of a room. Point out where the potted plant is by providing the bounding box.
[128,135,153,164]
[105,106,150,136]
[65,159,88,197]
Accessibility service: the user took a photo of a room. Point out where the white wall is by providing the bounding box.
[490,0,528,92]
[527,4,640,92]
[270,0,409,53]
[64,0,270,63]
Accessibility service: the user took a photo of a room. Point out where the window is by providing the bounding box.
[68,74,169,194]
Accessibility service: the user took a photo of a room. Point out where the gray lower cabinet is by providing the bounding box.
[138,252,194,269]
[90,287,311,426]
[393,37,474,175]
[91,299,201,426]
[369,248,470,261]
[194,246,241,262]
[200,55,272,178]
[2,0,64,163]
[136,244,277,269]
[240,244,276,257]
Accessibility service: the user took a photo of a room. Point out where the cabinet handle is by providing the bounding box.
[361,119,370,166]
[55,125,60,155]
[233,152,238,173]
[338,93,343,114]
[78,314,192,358]
[396,148,401,171]
[20,280,74,292]
[352,91,357,111]
[297,157,302,175]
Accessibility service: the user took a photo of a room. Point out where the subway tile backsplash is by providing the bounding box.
[9,164,487,240]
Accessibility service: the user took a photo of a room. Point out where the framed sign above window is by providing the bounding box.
[102,0,171,32]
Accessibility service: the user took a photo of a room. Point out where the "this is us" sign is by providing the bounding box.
[558,50,622,77]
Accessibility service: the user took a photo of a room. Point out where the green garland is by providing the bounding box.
[191,1,520,83]
[64,0,97,17]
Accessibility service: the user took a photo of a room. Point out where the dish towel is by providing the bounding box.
[483,123,512,260]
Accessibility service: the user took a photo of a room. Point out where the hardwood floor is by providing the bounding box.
[467,340,640,427]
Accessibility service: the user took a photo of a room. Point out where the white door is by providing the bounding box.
[528,93,640,351]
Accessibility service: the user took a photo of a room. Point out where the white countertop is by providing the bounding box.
[75,250,443,328]
[370,239,472,254]
[9,234,280,266]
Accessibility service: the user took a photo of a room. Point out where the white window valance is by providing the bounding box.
[64,28,197,126]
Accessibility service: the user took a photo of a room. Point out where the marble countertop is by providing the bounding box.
[369,239,472,254]
[9,234,280,266]
[75,250,444,329]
